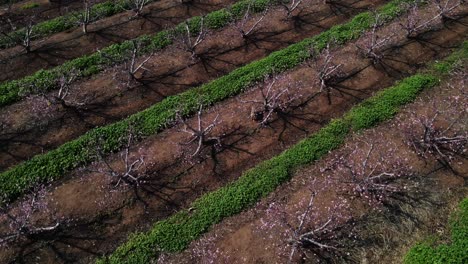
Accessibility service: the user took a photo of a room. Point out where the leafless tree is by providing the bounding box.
[281,0,303,18]
[0,15,16,33]
[310,44,348,104]
[22,21,35,53]
[400,0,463,39]
[338,143,412,205]
[29,70,83,110]
[0,17,37,53]
[101,40,154,88]
[0,14,37,52]
[0,187,60,246]
[242,77,299,126]
[259,178,351,263]
[177,17,208,60]
[316,45,343,90]
[409,111,467,173]
[127,0,150,17]
[76,0,93,34]
[400,4,426,38]
[286,192,340,263]
[94,131,146,188]
[234,3,268,41]
[178,105,221,157]
[124,40,154,87]
[356,14,394,65]
[434,0,465,21]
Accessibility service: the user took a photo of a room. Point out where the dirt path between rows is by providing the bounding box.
[160,66,467,264]
[0,0,383,171]
[0,0,237,82]
[0,0,110,35]
[0,3,465,263]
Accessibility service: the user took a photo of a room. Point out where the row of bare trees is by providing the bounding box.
[2,0,304,54]
[253,63,467,262]
[2,0,466,255]
[0,0,153,53]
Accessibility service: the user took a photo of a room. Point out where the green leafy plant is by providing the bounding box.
[20,2,39,9]
[404,198,468,264]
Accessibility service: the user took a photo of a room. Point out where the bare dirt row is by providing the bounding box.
[0,0,238,82]
[0,3,466,262]
[0,0,383,171]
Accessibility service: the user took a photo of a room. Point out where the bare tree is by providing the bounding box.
[281,0,303,18]
[178,105,221,157]
[400,4,426,38]
[21,21,34,53]
[0,11,38,52]
[400,0,463,39]
[0,14,16,33]
[1,17,36,52]
[337,143,413,206]
[127,0,150,17]
[94,131,146,188]
[0,187,60,246]
[434,0,465,21]
[76,0,93,34]
[259,178,351,263]
[101,40,154,88]
[177,17,208,60]
[356,14,394,65]
[234,3,268,41]
[29,70,82,110]
[125,40,154,87]
[310,44,348,104]
[242,77,299,126]
[409,111,467,173]
[286,192,339,262]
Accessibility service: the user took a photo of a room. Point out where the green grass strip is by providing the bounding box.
[0,0,277,107]
[0,0,418,204]
[0,0,158,49]
[97,39,467,264]
[404,198,468,264]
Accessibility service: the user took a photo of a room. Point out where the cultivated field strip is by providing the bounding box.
[0,0,423,204]
[0,0,176,49]
[98,42,468,264]
[0,0,385,171]
[162,59,468,264]
[0,0,280,107]
[0,0,111,35]
[1,2,465,262]
[0,0,241,83]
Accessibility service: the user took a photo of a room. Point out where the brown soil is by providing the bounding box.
[158,61,467,264]
[0,0,238,82]
[0,0,110,35]
[0,3,466,263]
[0,0,388,171]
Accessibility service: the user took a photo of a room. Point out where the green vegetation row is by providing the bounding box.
[404,198,468,264]
[97,38,468,264]
[0,0,417,204]
[0,0,276,107]
[0,0,154,49]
